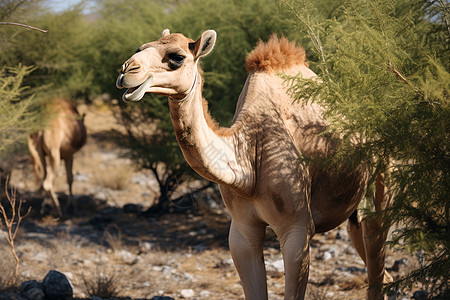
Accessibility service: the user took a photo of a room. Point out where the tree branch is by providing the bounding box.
[386,63,426,102]
[0,22,47,33]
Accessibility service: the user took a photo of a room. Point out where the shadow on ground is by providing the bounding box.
[3,188,279,254]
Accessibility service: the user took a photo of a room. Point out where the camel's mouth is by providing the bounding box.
[120,76,153,102]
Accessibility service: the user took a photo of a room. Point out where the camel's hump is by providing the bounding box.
[245,35,307,74]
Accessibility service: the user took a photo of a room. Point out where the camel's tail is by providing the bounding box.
[27,133,45,181]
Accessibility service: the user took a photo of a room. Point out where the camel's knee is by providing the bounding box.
[229,221,265,255]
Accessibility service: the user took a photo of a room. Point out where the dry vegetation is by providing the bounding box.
[93,163,134,191]
[2,102,421,300]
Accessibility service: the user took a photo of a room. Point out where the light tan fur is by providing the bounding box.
[116,29,393,300]
[28,99,86,216]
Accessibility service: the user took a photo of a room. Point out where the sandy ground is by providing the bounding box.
[2,101,420,300]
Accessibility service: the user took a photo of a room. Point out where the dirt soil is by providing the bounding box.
[3,101,420,300]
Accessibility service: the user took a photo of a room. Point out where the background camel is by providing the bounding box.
[116,29,393,300]
[28,99,87,216]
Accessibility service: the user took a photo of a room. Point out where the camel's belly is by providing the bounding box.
[309,166,368,233]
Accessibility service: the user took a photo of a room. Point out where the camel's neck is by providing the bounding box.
[168,78,249,188]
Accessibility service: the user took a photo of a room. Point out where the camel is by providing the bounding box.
[28,99,87,216]
[116,29,394,300]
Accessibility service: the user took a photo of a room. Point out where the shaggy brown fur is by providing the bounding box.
[245,35,307,73]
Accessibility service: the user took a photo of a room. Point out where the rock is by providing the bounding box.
[42,270,73,300]
[215,258,233,268]
[336,266,366,273]
[267,259,284,274]
[180,289,195,298]
[0,291,19,300]
[387,258,408,272]
[115,249,140,265]
[412,290,429,300]
[140,241,155,252]
[123,203,143,214]
[315,250,332,261]
[322,251,332,260]
[150,297,175,300]
[20,280,44,300]
[199,290,211,298]
[74,171,89,182]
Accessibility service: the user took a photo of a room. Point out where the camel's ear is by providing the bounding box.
[190,30,216,60]
[162,29,170,37]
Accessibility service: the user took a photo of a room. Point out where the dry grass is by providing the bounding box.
[306,272,336,300]
[0,243,17,291]
[307,284,333,300]
[93,163,134,190]
[80,270,120,298]
[102,225,123,252]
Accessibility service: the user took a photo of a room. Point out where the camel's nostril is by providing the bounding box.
[116,74,125,89]
[121,63,128,73]
[127,65,140,73]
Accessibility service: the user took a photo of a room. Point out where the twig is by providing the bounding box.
[0,22,47,33]
[436,0,450,38]
[0,176,31,285]
[386,63,426,101]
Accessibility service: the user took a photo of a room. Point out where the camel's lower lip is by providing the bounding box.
[122,76,153,102]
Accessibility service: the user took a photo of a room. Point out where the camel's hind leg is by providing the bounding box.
[347,174,393,300]
[64,156,76,212]
[43,148,62,217]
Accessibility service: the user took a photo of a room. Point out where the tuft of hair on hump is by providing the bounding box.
[245,35,307,73]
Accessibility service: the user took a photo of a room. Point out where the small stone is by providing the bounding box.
[116,249,139,264]
[150,297,175,300]
[199,290,211,298]
[42,270,73,300]
[180,288,195,298]
[322,251,332,260]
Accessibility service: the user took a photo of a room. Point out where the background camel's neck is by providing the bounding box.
[168,82,247,187]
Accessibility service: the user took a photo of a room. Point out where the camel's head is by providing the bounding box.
[116,29,216,102]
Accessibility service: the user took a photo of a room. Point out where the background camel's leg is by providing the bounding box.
[347,212,393,288]
[43,148,62,216]
[275,219,312,300]
[229,220,268,300]
[64,156,75,211]
[355,174,393,300]
[27,134,46,189]
[362,215,391,300]
[347,212,366,263]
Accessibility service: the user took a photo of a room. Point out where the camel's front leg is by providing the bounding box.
[229,220,268,300]
[274,219,313,300]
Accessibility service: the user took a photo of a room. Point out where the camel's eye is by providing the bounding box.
[168,53,185,69]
